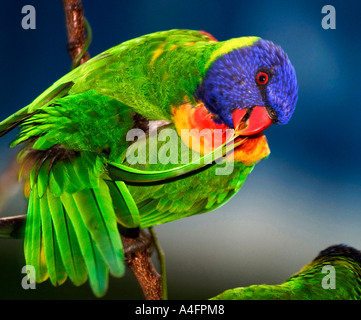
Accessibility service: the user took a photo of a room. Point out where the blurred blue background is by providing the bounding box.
[0,0,360,299]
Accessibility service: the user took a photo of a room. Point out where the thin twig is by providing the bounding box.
[150,227,168,300]
[62,0,90,65]
[71,18,92,69]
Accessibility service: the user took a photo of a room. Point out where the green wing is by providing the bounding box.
[14,91,138,296]
[0,29,220,137]
[24,151,126,296]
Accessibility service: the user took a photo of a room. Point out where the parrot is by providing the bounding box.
[211,244,361,300]
[0,29,298,296]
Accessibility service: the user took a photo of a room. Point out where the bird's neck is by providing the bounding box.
[172,102,270,166]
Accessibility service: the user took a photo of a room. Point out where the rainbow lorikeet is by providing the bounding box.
[211,244,361,300]
[0,29,298,296]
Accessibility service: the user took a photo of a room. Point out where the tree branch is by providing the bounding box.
[0,215,25,239]
[122,232,163,300]
[62,0,90,65]
[0,156,22,214]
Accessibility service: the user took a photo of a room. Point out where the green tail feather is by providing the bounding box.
[106,180,140,228]
[89,237,109,297]
[25,185,48,283]
[71,182,124,277]
[39,194,67,285]
[46,189,87,286]
[24,156,126,296]
[60,192,111,296]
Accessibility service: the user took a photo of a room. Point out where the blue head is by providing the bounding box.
[195,39,298,132]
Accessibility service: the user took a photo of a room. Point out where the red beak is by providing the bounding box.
[233,106,273,136]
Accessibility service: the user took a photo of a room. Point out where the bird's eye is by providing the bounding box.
[256,72,269,86]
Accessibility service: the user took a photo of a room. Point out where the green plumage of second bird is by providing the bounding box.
[211,255,361,300]
[1,30,257,296]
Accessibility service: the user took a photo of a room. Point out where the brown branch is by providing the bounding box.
[0,215,25,239]
[62,0,90,64]
[122,231,162,300]
[0,156,22,214]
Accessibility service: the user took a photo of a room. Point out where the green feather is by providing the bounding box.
[62,162,83,193]
[107,136,244,186]
[37,160,49,198]
[72,157,93,189]
[46,189,87,286]
[71,181,124,276]
[51,163,66,193]
[25,186,48,283]
[106,180,140,228]
[48,170,62,197]
[89,238,109,298]
[60,192,109,297]
[24,194,34,269]
[39,193,67,285]
[32,136,56,150]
